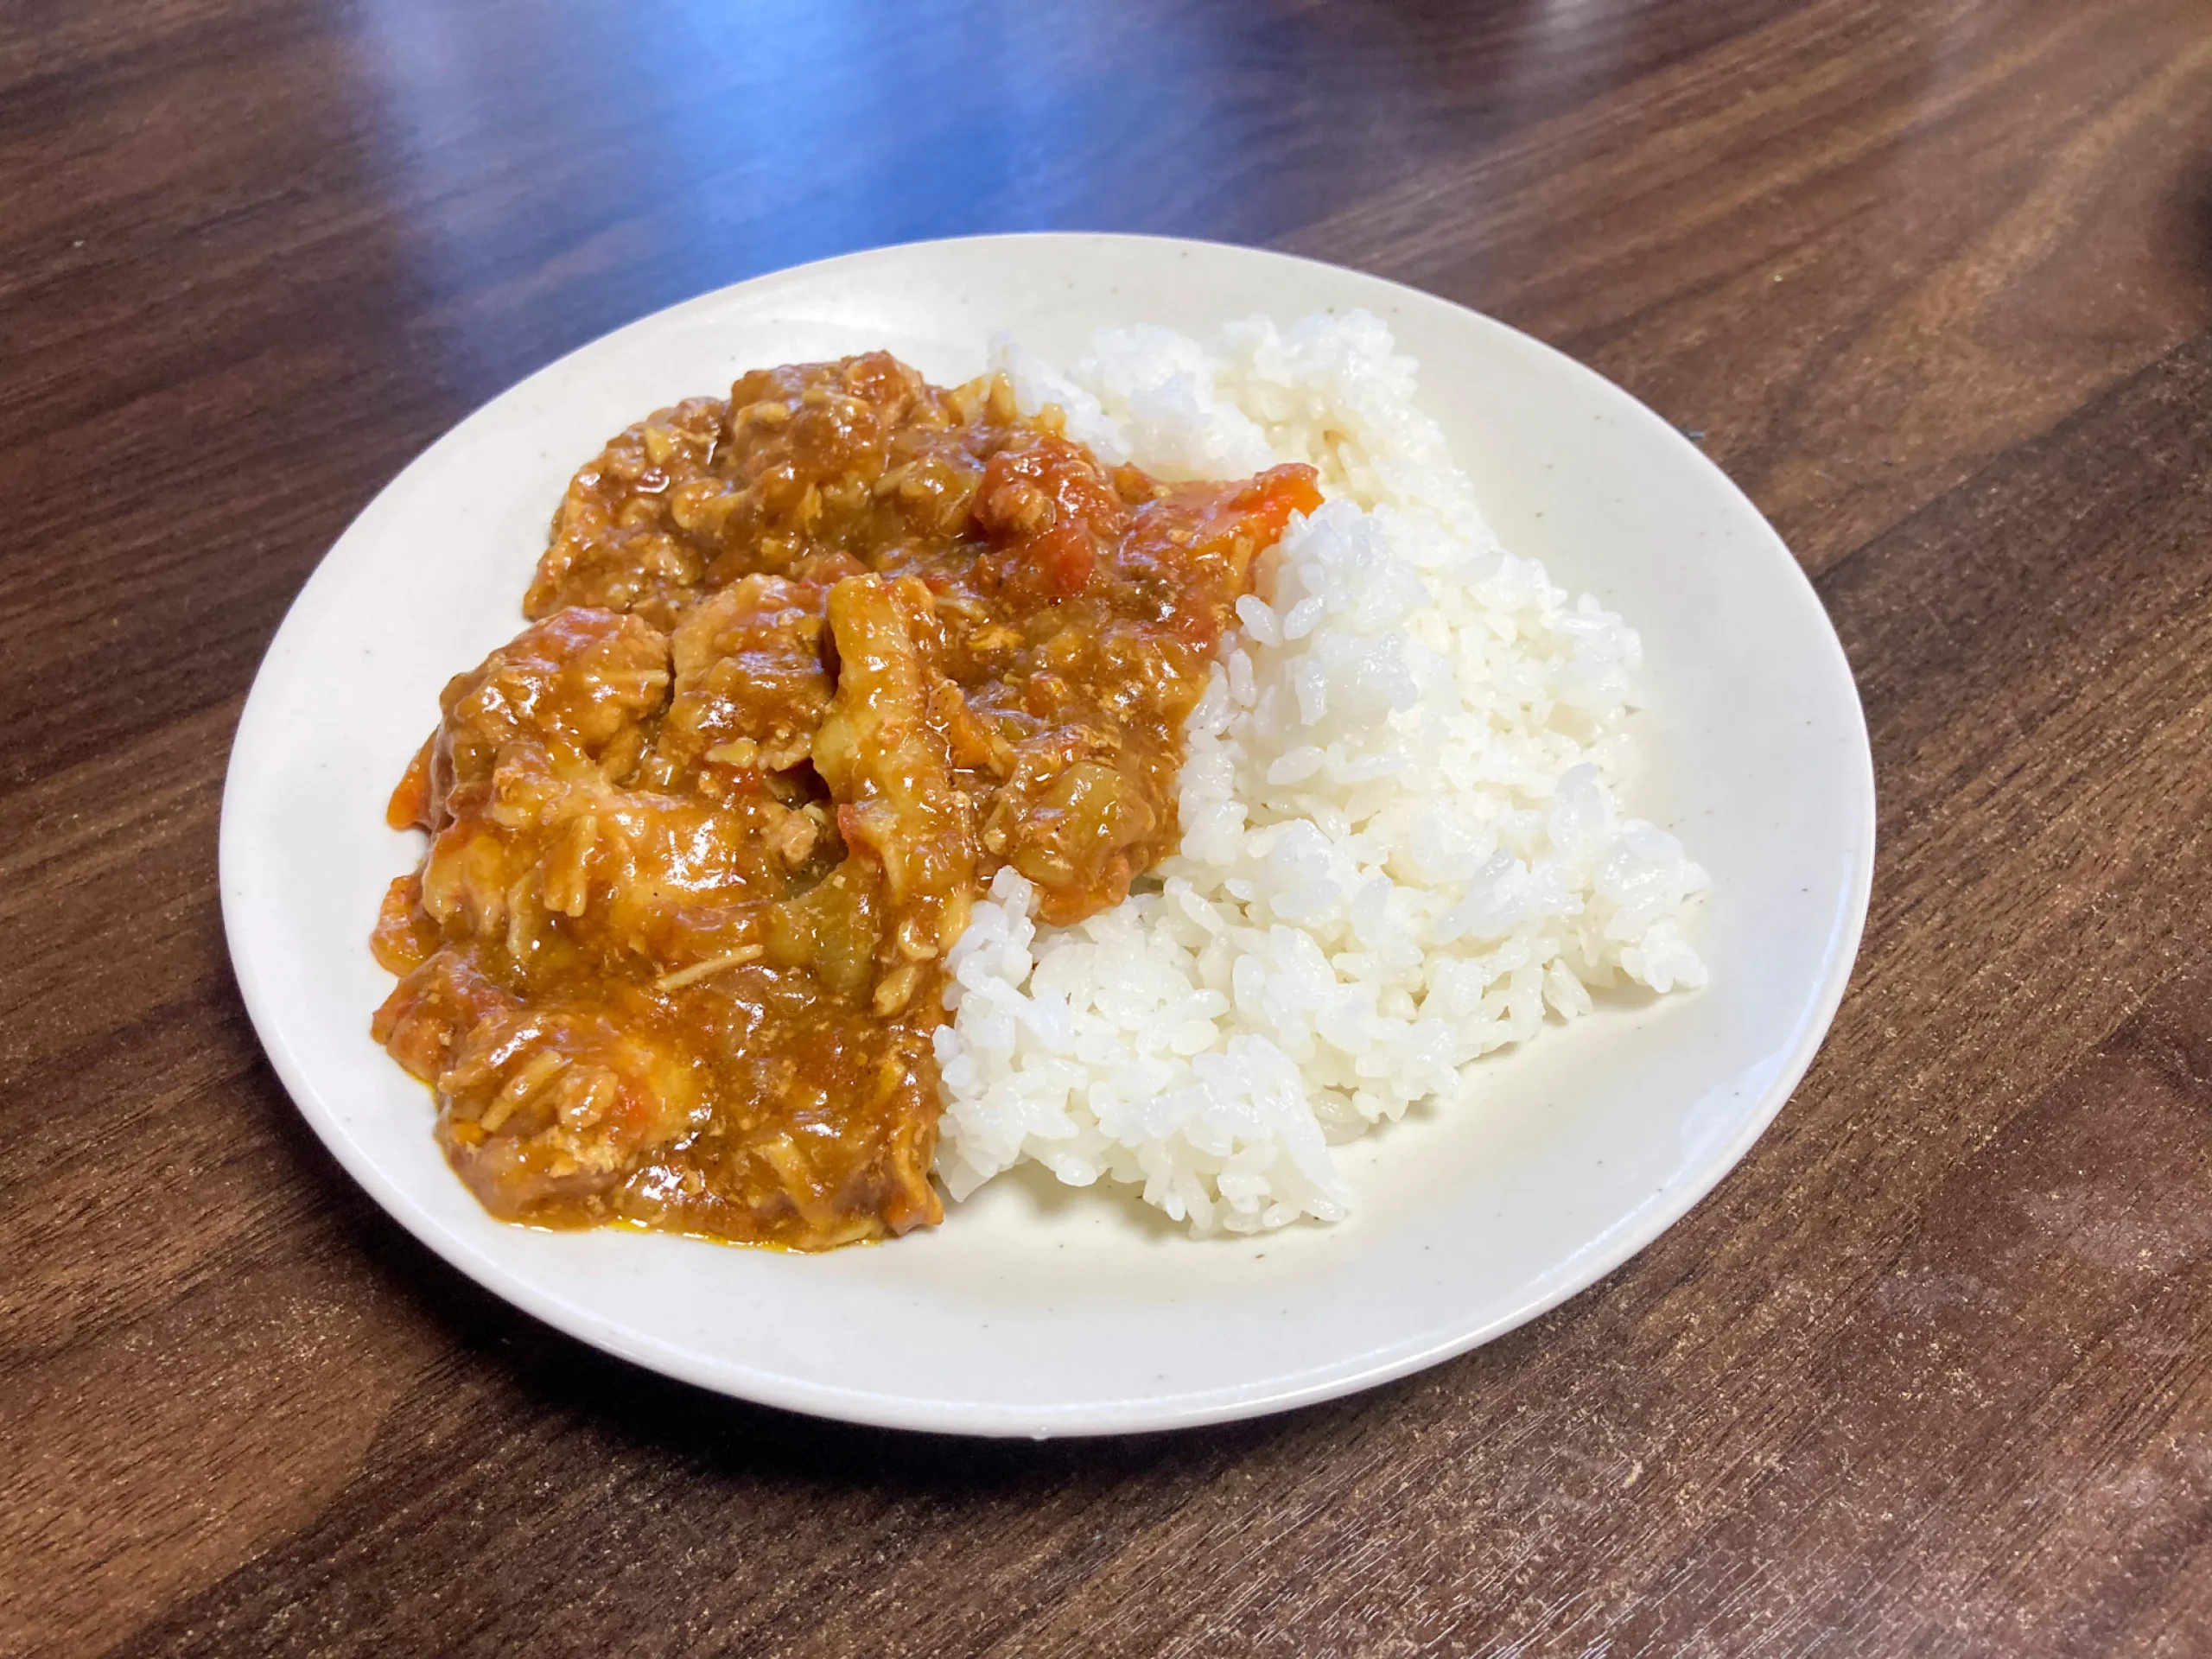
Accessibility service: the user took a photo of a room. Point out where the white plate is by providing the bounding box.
[222,234,1873,1438]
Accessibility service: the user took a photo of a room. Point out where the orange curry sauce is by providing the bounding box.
[371,353,1320,1249]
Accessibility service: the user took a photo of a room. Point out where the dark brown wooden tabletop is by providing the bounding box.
[7,1,2212,1653]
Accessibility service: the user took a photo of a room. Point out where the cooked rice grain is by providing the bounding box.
[934,314,1708,1235]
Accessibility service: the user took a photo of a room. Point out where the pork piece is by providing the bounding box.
[375,608,791,1211]
[391,607,793,964]
[650,573,836,788]
[420,969,707,1218]
[416,604,671,827]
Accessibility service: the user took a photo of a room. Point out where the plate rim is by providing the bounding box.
[219,230,1877,1437]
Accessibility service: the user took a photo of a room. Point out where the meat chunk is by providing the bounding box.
[420,606,671,830]
[377,610,772,1205]
[653,574,835,783]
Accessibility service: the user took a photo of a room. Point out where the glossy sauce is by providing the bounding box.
[372,353,1320,1249]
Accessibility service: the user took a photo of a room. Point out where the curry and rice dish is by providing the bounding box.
[371,350,1320,1249]
[375,315,1711,1249]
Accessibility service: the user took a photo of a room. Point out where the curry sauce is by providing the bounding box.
[372,352,1319,1249]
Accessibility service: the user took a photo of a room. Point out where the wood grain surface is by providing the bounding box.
[5,1,2211,1653]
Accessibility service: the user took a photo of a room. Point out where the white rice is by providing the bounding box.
[932,312,1709,1236]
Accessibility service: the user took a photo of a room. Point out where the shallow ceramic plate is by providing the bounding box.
[221,233,1873,1437]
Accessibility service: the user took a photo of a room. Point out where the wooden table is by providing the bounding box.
[7,1,2210,1652]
